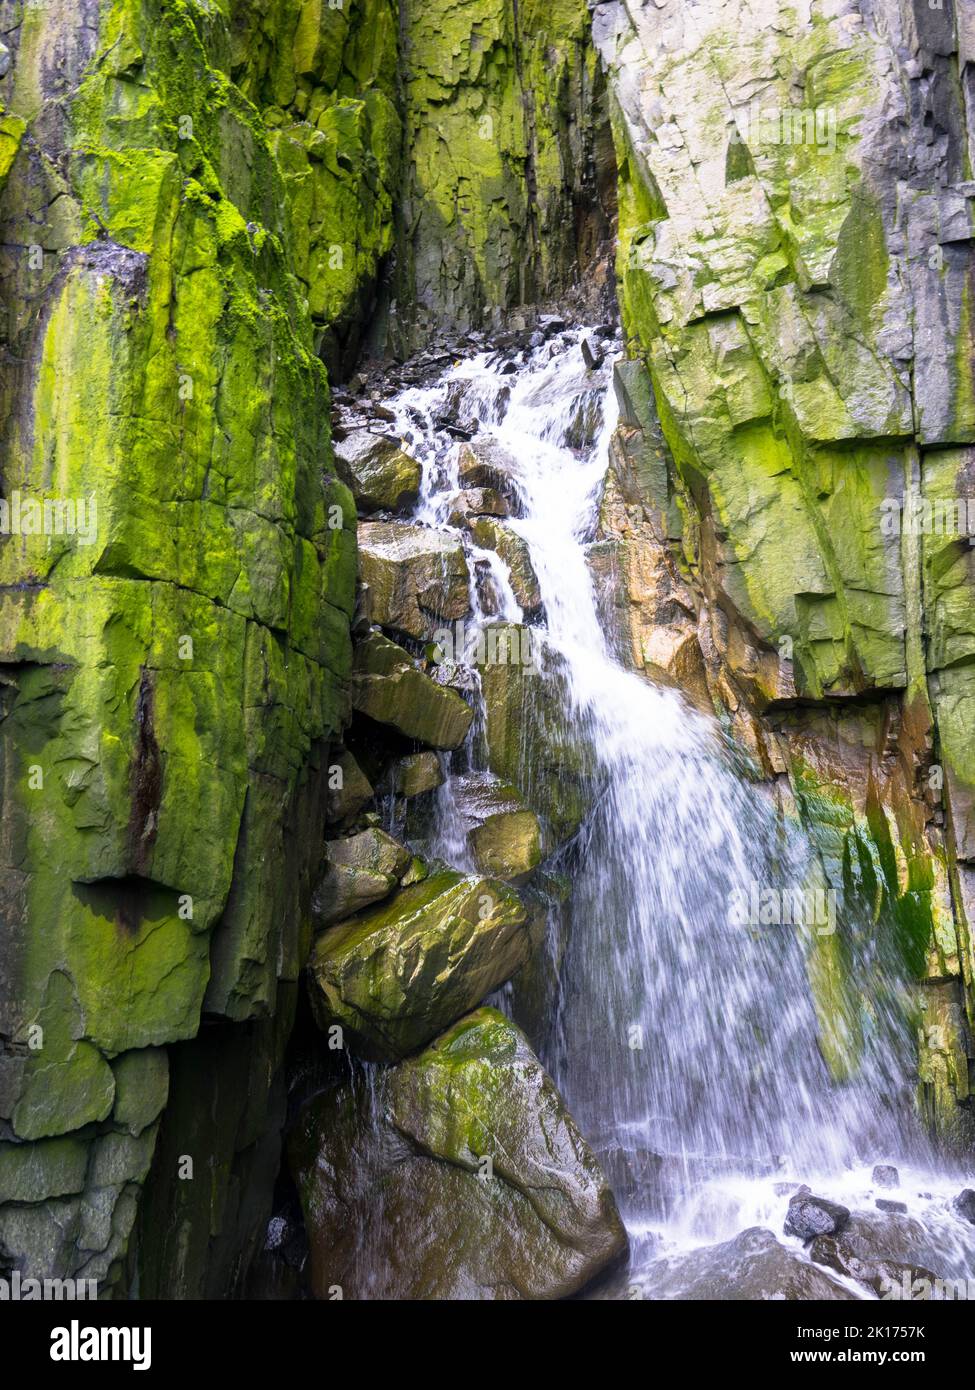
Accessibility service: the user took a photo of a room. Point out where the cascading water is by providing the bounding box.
[387,327,975,1293]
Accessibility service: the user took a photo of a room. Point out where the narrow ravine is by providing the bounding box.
[381,327,975,1295]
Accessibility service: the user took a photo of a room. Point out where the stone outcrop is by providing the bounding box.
[592,0,975,1137]
[394,0,617,353]
[0,0,392,1293]
[306,872,530,1061]
[351,630,475,748]
[289,1008,628,1298]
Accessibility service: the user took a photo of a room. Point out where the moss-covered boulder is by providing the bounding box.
[357,521,470,639]
[469,517,542,616]
[306,872,530,1060]
[477,622,594,841]
[352,631,474,748]
[312,827,412,926]
[390,750,444,797]
[452,772,543,884]
[289,1007,627,1298]
[334,430,421,514]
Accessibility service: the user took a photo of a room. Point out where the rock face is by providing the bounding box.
[307,872,531,1061]
[0,0,390,1292]
[357,522,470,639]
[333,431,421,514]
[593,0,975,1137]
[289,1008,628,1298]
[395,0,616,352]
[351,631,474,748]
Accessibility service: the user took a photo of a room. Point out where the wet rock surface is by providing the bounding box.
[784,1193,852,1243]
[289,1008,627,1299]
[306,871,530,1061]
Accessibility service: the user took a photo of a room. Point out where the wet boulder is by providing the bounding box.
[390,750,443,798]
[810,1222,943,1300]
[306,871,530,1061]
[333,431,421,514]
[784,1192,850,1243]
[953,1189,975,1225]
[468,517,542,616]
[456,438,522,507]
[451,772,543,885]
[807,1210,962,1292]
[446,487,513,528]
[872,1164,899,1189]
[325,749,374,826]
[289,1008,628,1299]
[357,522,470,639]
[351,632,473,749]
[477,622,595,842]
[312,828,412,928]
[644,1227,856,1300]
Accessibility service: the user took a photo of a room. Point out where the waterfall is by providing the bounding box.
[388,328,975,1288]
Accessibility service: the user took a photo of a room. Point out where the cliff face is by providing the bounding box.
[0,0,375,1292]
[0,0,607,1296]
[594,0,975,1130]
[1,0,973,1301]
[393,0,616,352]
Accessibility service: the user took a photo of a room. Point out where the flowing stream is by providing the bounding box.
[388,328,975,1294]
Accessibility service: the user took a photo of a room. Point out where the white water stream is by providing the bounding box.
[388,329,975,1295]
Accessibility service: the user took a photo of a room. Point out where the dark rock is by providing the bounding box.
[872,1164,900,1189]
[810,1229,942,1300]
[953,1189,975,1225]
[784,1192,850,1242]
[581,337,604,371]
[646,1227,856,1300]
[876,1199,908,1214]
[290,1009,628,1299]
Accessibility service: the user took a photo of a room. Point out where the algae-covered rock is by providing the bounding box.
[334,430,421,514]
[468,517,542,616]
[289,1007,627,1298]
[396,0,612,352]
[306,872,530,1060]
[352,631,474,748]
[451,772,543,884]
[0,0,373,1286]
[312,827,412,926]
[390,750,444,798]
[477,622,594,840]
[358,521,470,638]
